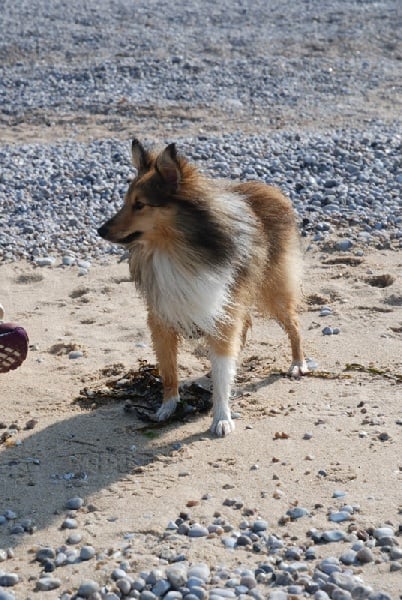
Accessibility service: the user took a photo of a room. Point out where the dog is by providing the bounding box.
[98,139,308,436]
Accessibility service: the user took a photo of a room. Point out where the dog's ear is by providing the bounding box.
[131,138,152,175]
[155,143,180,190]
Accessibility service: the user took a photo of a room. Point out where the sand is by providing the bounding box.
[1,245,401,596]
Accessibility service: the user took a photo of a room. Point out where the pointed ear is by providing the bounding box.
[131,138,152,175]
[155,143,181,190]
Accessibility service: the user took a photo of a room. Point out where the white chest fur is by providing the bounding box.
[144,250,234,336]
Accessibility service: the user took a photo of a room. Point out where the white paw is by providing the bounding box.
[155,396,179,421]
[210,415,235,437]
[288,359,309,379]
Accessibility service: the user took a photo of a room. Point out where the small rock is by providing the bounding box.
[35,577,62,591]
[62,517,78,529]
[286,507,310,520]
[321,530,346,542]
[356,547,374,564]
[340,549,357,565]
[252,519,268,532]
[65,497,84,510]
[152,580,171,596]
[188,563,210,582]
[166,565,188,588]
[0,574,19,587]
[66,532,82,544]
[332,490,346,498]
[373,527,394,539]
[188,524,209,537]
[329,511,350,523]
[80,545,96,561]
[77,580,100,597]
[36,547,56,562]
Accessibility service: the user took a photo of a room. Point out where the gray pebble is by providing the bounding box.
[0,574,19,587]
[152,579,171,596]
[318,557,341,575]
[0,591,16,600]
[34,256,56,267]
[35,577,62,591]
[188,524,209,537]
[340,550,357,565]
[166,566,188,588]
[356,547,374,564]
[77,580,100,597]
[66,532,82,544]
[286,506,310,520]
[65,496,84,510]
[69,350,84,359]
[209,589,236,598]
[373,527,394,539]
[80,545,96,560]
[322,530,346,542]
[267,591,288,600]
[140,592,158,600]
[188,564,210,582]
[3,511,17,520]
[330,571,359,591]
[36,547,56,561]
[62,517,78,529]
[117,577,134,595]
[351,585,374,599]
[329,511,350,523]
[252,519,268,532]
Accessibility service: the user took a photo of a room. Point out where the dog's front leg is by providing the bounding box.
[148,311,179,421]
[208,318,243,436]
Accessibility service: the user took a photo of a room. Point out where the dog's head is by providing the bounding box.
[97,139,189,246]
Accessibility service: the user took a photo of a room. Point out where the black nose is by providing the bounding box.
[97,224,108,239]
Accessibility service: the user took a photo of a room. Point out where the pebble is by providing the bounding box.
[80,545,96,560]
[0,574,19,587]
[188,564,210,582]
[286,507,310,520]
[333,491,347,498]
[0,591,16,600]
[68,350,84,359]
[66,532,82,544]
[61,517,78,529]
[188,524,209,537]
[35,577,62,591]
[65,496,84,510]
[329,511,350,523]
[321,530,347,543]
[77,580,100,597]
[355,547,374,564]
[252,519,268,532]
[373,527,394,539]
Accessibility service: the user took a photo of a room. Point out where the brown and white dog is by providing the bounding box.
[98,139,307,436]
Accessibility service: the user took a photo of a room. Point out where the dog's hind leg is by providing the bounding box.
[147,311,180,421]
[263,293,307,378]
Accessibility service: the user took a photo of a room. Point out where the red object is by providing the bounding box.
[0,322,29,373]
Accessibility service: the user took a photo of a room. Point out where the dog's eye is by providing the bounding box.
[133,201,145,211]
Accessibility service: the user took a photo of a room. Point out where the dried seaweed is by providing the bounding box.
[73,360,212,423]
